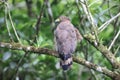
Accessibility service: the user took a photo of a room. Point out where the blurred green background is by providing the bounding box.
[0,0,120,80]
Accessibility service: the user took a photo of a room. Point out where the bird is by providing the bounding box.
[54,16,83,71]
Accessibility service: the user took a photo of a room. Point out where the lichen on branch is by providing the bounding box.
[0,42,119,79]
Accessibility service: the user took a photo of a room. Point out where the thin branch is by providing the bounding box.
[79,0,99,43]
[0,42,119,79]
[45,0,54,27]
[34,3,45,42]
[114,45,120,55]
[107,0,112,18]
[84,33,120,69]
[79,0,120,70]
[25,0,33,17]
[12,52,28,80]
[88,0,100,8]
[4,3,13,42]
[113,8,120,35]
[75,0,81,21]
[35,4,45,36]
[90,69,98,80]
[108,30,120,50]
[4,2,25,79]
[98,12,120,33]
[5,2,21,44]
[75,0,86,33]
[80,0,97,28]
[77,0,85,4]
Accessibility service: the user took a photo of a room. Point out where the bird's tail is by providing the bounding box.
[59,54,73,70]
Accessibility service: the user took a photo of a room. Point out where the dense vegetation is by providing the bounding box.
[0,0,120,80]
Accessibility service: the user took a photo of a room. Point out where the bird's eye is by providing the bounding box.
[55,18,60,26]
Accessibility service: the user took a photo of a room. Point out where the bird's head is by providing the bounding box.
[55,16,70,24]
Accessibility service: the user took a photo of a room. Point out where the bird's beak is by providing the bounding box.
[55,18,60,23]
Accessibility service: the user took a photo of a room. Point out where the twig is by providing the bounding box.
[80,0,99,43]
[5,2,21,44]
[33,4,45,43]
[75,0,82,22]
[12,52,28,80]
[4,2,23,80]
[98,12,120,33]
[0,42,119,79]
[90,69,98,80]
[4,3,13,42]
[45,0,54,27]
[113,8,120,35]
[35,4,44,36]
[84,33,120,69]
[75,0,86,33]
[88,0,100,7]
[108,30,120,50]
[77,0,85,4]
[114,45,120,55]
[80,0,97,28]
[25,0,33,17]
[107,0,112,18]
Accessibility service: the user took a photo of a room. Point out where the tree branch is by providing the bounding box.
[5,2,21,44]
[25,0,33,17]
[80,0,99,42]
[34,3,45,43]
[98,12,120,33]
[45,0,54,27]
[108,29,120,50]
[84,33,120,69]
[0,42,119,79]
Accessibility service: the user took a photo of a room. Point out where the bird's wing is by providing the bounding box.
[54,22,77,54]
[74,27,83,42]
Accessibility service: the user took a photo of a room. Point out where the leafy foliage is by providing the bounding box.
[0,0,120,80]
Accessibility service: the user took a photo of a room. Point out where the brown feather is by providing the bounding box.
[54,16,82,70]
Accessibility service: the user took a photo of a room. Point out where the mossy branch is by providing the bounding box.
[84,33,120,69]
[0,42,119,79]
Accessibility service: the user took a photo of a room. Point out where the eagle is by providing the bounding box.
[54,16,82,70]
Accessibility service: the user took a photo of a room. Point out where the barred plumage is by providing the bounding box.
[54,16,82,70]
